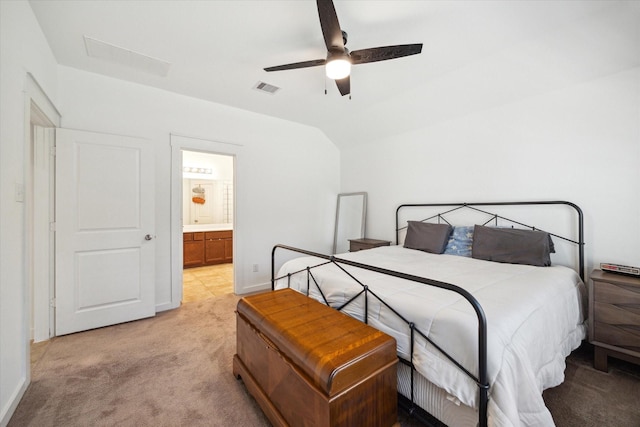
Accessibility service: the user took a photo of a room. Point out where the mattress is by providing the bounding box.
[397,362,478,427]
[274,245,587,427]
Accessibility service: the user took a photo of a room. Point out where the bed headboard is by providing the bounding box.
[395,201,585,281]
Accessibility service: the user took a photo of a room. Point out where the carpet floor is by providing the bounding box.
[10,293,269,427]
[8,293,640,427]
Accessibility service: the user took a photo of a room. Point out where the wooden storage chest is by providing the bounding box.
[233,288,398,427]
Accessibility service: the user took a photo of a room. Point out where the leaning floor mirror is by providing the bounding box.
[333,192,367,254]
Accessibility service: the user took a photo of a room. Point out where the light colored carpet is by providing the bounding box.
[8,292,640,426]
[10,294,269,427]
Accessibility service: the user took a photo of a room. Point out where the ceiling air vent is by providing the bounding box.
[84,35,171,77]
[254,81,280,94]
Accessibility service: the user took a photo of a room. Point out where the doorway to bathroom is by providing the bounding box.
[181,150,234,302]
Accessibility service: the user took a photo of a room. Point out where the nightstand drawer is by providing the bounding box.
[594,280,640,305]
[593,321,640,350]
[594,301,640,326]
[589,269,640,371]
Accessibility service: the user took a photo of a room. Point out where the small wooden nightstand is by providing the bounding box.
[589,269,640,372]
[348,238,391,252]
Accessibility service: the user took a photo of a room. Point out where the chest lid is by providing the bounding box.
[236,288,397,395]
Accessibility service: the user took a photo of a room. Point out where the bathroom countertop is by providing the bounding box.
[183,224,233,232]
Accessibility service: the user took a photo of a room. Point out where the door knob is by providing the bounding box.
[145,234,154,241]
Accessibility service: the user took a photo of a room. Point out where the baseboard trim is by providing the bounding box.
[1,376,28,427]
[237,282,270,296]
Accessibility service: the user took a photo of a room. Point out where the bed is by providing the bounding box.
[271,201,587,427]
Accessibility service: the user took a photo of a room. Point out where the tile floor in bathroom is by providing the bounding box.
[182,263,234,302]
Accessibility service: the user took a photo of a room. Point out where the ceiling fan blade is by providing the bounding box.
[317,0,344,50]
[350,44,423,65]
[264,58,326,72]
[335,76,350,96]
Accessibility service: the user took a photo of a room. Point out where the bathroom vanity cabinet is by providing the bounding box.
[183,230,232,268]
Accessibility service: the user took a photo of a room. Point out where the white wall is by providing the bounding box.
[1,2,339,423]
[341,67,640,277]
[0,1,60,425]
[56,66,340,303]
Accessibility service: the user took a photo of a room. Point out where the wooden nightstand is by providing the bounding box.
[348,238,391,252]
[589,269,640,372]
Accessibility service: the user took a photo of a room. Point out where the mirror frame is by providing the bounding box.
[332,192,367,254]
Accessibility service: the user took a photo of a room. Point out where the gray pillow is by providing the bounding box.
[471,225,553,266]
[404,221,453,254]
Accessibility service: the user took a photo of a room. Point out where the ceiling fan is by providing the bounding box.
[264,0,423,96]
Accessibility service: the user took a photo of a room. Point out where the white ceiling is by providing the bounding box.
[29,1,640,149]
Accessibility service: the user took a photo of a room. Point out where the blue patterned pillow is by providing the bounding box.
[444,226,474,257]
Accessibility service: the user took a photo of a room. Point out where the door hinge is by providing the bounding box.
[50,222,56,232]
[49,146,56,156]
[50,298,56,308]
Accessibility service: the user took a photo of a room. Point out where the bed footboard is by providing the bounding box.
[271,244,490,427]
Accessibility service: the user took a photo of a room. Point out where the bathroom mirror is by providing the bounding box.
[183,178,233,225]
[333,192,367,254]
[182,150,234,228]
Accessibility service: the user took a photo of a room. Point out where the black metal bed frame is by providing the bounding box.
[271,201,585,427]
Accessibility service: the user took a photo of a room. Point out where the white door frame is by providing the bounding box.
[30,124,55,341]
[169,134,241,309]
[25,73,61,344]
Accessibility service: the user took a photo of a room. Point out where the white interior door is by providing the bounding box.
[55,128,155,335]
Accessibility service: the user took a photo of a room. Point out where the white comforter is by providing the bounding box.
[274,245,587,427]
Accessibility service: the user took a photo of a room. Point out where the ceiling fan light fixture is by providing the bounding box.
[325,57,351,80]
[263,0,422,96]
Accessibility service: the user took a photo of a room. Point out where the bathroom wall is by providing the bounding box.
[182,151,234,227]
